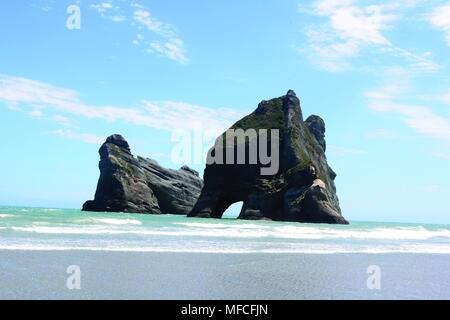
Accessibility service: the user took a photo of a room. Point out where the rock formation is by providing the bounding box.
[83,134,203,214]
[188,90,348,224]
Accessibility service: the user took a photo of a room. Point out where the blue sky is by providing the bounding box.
[1,0,450,224]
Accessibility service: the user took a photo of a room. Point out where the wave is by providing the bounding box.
[174,222,268,229]
[0,243,450,254]
[91,218,142,225]
[0,214,14,218]
[8,224,450,240]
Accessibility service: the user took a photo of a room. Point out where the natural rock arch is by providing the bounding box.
[188,90,348,224]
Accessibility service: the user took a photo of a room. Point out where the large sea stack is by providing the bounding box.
[83,134,203,214]
[189,90,348,224]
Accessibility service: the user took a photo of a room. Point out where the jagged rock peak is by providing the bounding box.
[286,89,297,97]
[105,134,130,152]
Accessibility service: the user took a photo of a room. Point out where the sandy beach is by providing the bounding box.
[1,251,449,300]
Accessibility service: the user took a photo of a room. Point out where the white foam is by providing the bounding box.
[271,225,450,240]
[9,225,266,237]
[9,224,450,240]
[12,226,133,235]
[175,222,268,229]
[0,214,13,218]
[92,218,142,225]
[0,243,450,254]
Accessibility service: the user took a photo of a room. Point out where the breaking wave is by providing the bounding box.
[7,224,450,240]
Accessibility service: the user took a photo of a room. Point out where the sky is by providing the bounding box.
[1,0,450,224]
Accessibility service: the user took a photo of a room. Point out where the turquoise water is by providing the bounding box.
[1,206,450,254]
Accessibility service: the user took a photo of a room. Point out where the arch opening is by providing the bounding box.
[222,201,243,219]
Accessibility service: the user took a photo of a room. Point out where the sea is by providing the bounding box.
[1,206,449,299]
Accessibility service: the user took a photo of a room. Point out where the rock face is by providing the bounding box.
[188,90,348,224]
[83,134,203,214]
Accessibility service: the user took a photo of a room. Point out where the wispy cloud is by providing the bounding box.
[364,61,450,164]
[369,100,450,143]
[329,145,366,156]
[132,8,175,37]
[148,38,188,64]
[88,2,188,63]
[132,7,188,64]
[89,1,126,22]
[30,0,55,12]
[365,128,402,140]
[49,129,104,145]
[90,2,113,13]
[364,67,410,99]
[365,67,450,146]
[428,3,450,46]
[433,150,450,161]
[51,114,76,127]
[27,109,44,118]
[417,184,450,193]
[0,74,241,135]
[298,0,394,71]
[418,90,450,104]
[298,0,438,72]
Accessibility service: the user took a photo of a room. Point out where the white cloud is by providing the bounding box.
[381,47,440,73]
[329,5,392,45]
[433,151,450,161]
[308,0,356,15]
[0,74,240,135]
[28,110,44,118]
[109,15,126,22]
[50,129,104,145]
[133,8,175,37]
[142,100,241,135]
[133,8,188,64]
[365,128,401,140]
[365,82,408,100]
[30,0,55,12]
[417,88,450,104]
[88,2,188,63]
[365,66,450,144]
[369,100,450,142]
[90,1,125,22]
[300,1,394,71]
[51,114,76,127]
[364,66,410,99]
[417,184,450,193]
[6,103,21,112]
[149,38,188,64]
[90,2,113,13]
[428,4,450,46]
[299,0,437,73]
[329,145,366,156]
